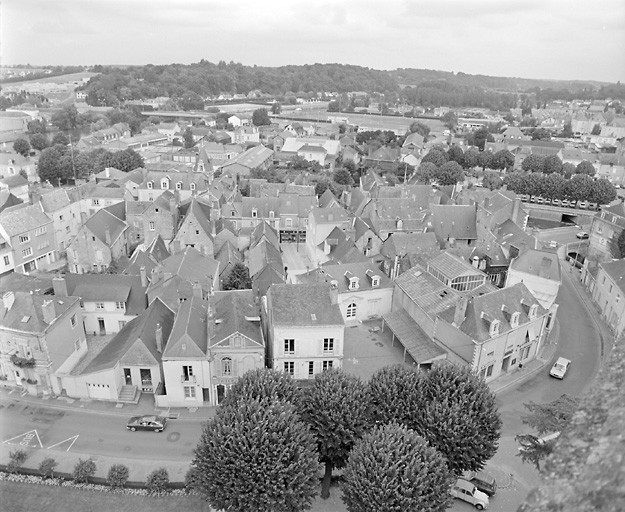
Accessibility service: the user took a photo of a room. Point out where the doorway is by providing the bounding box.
[501,356,511,373]
[124,368,132,385]
[98,318,106,336]
[202,388,210,403]
[217,385,225,404]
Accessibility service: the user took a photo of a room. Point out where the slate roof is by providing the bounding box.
[0,174,28,188]
[395,266,461,318]
[209,290,263,346]
[428,251,485,281]
[295,262,393,293]
[0,204,52,236]
[250,221,280,249]
[599,259,625,294]
[0,273,53,295]
[215,241,243,278]
[430,204,477,241]
[383,308,446,363]
[0,191,23,213]
[78,298,174,374]
[510,249,561,282]
[248,239,283,278]
[267,283,344,326]
[310,207,349,224]
[381,232,440,259]
[163,296,208,358]
[438,282,546,342]
[84,207,127,245]
[156,247,219,284]
[252,264,286,298]
[318,189,340,209]
[63,273,148,315]
[0,291,78,333]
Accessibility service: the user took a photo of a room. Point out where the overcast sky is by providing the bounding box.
[2,0,624,83]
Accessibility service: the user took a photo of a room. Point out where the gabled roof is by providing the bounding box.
[403,132,425,147]
[310,206,349,224]
[147,235,171,263]
[267,283,344,327]
[79,298,174,373]
[496,219,538,253]
[84,207,127,245]
[0,203,52,236]
[156,247,219,284]
[430,204,477,241]
[38,189,72,212]
[510,249,561,282]
[215,241,243,278]
[318,188,340,209]
[224,144,273,170]
[163,296,208,358]
[395,265,460,318]
[64,273,147,315]
[0,292,78,333]
[209,290,263,347]
[0,273,53,295]
[248,239,283,278]
[438,282,546,342]
[252,264,286,298]
[250,221,279,250]
[428,251,486,281]
[381,232,440,259]
[296,262,392,293]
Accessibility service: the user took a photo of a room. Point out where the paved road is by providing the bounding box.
[0,401,203,462]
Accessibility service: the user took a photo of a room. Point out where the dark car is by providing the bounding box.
[126,415,167,432]
[461,471,497,497]
[576,231,589,239]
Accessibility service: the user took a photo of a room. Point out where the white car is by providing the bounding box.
[549,357,571,379]
[450,478,489,509]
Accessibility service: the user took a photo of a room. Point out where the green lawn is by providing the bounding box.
[0,481,347,512]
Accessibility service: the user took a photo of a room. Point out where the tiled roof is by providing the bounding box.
[0,204,52,236]
[267,283,344,326]
[395,266,460,318]
[79,298,174,373]
[430,204,477,240]
[163,296,207,357]
[295,262,393,293]
[209,290,263,347]
[510,249,561,281]
[0,291,78,333]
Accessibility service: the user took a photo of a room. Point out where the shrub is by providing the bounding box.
[184,466,201,493]
[107,464,130,489]
[8,449,27,473]
[72,458,96,483]
[38,457,58,479]
[146,467,169,494]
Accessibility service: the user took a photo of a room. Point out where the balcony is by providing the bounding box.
[180,374,196,384]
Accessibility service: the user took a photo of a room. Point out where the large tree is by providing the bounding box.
[222,262,252,291]
[409,121,430,139]
[576,160,596,176]
[492,149,515,171]
[435,160,464,186]
[477,150,494,171]
[192,399,319,512]
[369,365,420,426]
[447,145,464,166]
[37,145,69,183]
[543,154,563,175]
[414,162,438,184]
[105,149,145,173]
[521,154,546,173]
[561,162,576,178]
[252,108,271,126]
[333,167,354,186]
[462,147,480,169]
[467,126,493,151]
[183,127,195,149]
[341,424,454,512]
[567,174,594,206]
[29,133,49,151]
[617,229,625,259]
[589,178,617,206]
[421,149,448,168]
[51,105,79,131]
[221,368,300,410]
[521,394,579,435]
[13,138,31,157]
[298,369,370,499]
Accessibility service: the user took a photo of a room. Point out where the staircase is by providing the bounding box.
[118,385,139,403]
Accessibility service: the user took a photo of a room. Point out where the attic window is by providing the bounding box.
[155,208,159,213]
[330,280,338,289]
[311,313,317,321]
[147,182,153,189]
[251,209,258,218]
[490,319,500,336]
[349,278,359,290]
[269,211,274,218]
[190,183,196,191]
[176,182,182,190]
[21,315,30,323]
[529,304,539,320]
[161,179,168,189]
[371,277,380,288]
[510,311,520,328]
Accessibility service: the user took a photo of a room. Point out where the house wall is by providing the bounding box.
[0,244,14,274]
[61,367,119,400]
[143,208,177,246]
[8,222,56,273]
[48,202,83,254]
[119,362,162,394]
[505,269,560,310]
[588,213,624,262]
[67,229,127,274]
[171,215,214,256]
[592,267,625,337]
[161,358,211,407]
[271,324,345,380]
[338,287,393,322]
[80,301,137,336]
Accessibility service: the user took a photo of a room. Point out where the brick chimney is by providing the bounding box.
[453,296,469,327]
[41,299,56,325]
[192,281,203,300]
[52,275,68,296]
[140,266,148,287]
[155,323,163,353]
[329,286,338,305]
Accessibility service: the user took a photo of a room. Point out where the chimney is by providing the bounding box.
[512,197,521,225]
[80,211,87,224]
[155,323,163,353]
[105,167,110,178]
[2,291,15,311]
[192,281,203,300]
[41,299,56,324]
[329,286,338,305]
[105,227,111,246]
[453,296,469,327]
[140,266,148,287]
[172,240,181,254]
[211,221,217,237]
[52,275,68,296]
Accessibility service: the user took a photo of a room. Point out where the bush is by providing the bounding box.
[107,464,130,489]
[185,466,201,492]
[8,449,27,473]
[146,467,169,494]
[38,457,58,479]
[72,458,96,483]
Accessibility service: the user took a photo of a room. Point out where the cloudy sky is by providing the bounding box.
[2,0,624,83]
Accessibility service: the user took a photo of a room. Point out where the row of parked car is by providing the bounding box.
[520,195,603,210]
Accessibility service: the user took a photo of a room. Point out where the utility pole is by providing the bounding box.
[68,134,77,184]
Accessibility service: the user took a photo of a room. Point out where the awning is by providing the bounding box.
[382,308,447,365]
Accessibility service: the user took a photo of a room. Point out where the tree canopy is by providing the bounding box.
[252,108,272,126]
[341,424,454,512]
[222,262,252,291]
[13,138,31,157]
[192,399,319,512]
[220,368,299,410]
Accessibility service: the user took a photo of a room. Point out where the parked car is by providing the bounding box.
[549,357,571,379]
[576,231,589,239]
[126,415,167,432]
[461,471,497,496]
[518,431,561,453]
[450,478,489,509]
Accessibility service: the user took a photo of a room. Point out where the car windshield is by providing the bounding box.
[554,363,565,371]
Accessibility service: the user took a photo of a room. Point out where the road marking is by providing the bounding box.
[47,435,79,452]
[3,429,43,449]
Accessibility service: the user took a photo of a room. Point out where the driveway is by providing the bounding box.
[280,243,313,281]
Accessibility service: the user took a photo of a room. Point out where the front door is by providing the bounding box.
[501,356,511,373]
[98,318,106,336]
[202,388,210,403]
[124,368,132,385]
[217,385,225,404]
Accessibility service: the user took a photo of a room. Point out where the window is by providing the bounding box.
[22,247,32,257]
[323,338,334,352]
[308,361,314,376]
[35,226,46,236]
[147,182,153,189]
[92,199,100,206]
[486,364,494,377]
[609,285,613,294]
[346,303,357,318]
[3,256,9,265]
[70,314,77,327]
[190,183,196,191]
[283,361,294,376]
[285,218,293,227]
[96,303,104,310]
[251,209,258,218]
[184,386,196,399]
[371,277,379,287]
[149,221,155,231]
[323,360,333,371]
[269,211,274,218]
[284,338,295,354]
[115,301,125,310]
[118,320,127,330]
[222,357,232,376]
[79,301,84,309]
[19,235,30,244]
[349,278,359,290]
[176,182,182,190]
[161,179,168,189]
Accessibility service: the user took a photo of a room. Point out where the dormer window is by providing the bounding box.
[396,218,403,230]
[176,182,182,190]
[529,304,539,320]
[251,209,258,218]
[269,211,274,218]
[510,311,520,328]
[371,277,380,288]
[147,182,153,189]
[190,183,196,191]
[161,178,169,189]
[489,319,500,336]
[349,277,359,290]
